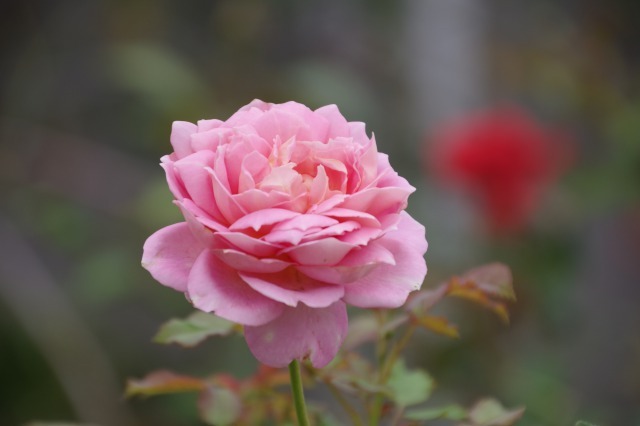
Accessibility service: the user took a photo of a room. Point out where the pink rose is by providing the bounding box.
[142,100,427,368]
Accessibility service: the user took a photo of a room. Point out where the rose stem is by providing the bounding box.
[288,359,311,426]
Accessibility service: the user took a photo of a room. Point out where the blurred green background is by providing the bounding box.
[1,1,639,425]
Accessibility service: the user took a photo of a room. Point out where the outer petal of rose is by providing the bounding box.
[340,186,413,217]
[174,151,218,216]
[314,104,350,138]
[187,250,285,326]
[176,199,228,233]
[142,222,203,292]
[233,189,292,214]
[297,241,395,284]
[301,221,360,242]
[229,208,300,232]
[343,212,427,308]
[216,231,280,257]
[197,118,223,132]
[338,227,383,246]
[272,214,338,232]
[322,208,381,228]
[244,301,348,368]
[174,201,218,247]
[355,136,378,189]
[209,166,247,223]
[161,157,188,201]
[280,237,356,266]
[239,269,344,308]
[170,121,197,159]
[214,248,290,273]
[190,127,233,152]
[374,152,416,191]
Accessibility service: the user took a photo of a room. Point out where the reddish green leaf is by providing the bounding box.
[460,263,515,301]
[154,311,235,347]
[125,370,205,398]
[447,279,511,324]
[198,385,241,426]
[405,281,449,313]
[415,315,460,338]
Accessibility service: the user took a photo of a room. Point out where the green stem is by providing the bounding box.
[289,360,311,426]
[325,380,364,426]
[368,324,418,425]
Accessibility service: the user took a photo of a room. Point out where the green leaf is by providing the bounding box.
[575,422,599,426]
[404,404,467,421]
[125,370,205,398]
[387,359,434,407]
[154,311,235,347]
[468,398,525,426]
[198,386,241,426]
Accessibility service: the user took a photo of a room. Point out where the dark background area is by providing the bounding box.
[1,1,639,425]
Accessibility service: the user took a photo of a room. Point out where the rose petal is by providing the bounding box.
[338,227,382,246]
[297,240,395,284]
[216,231,280,257]
[301,221,360,242]
[233,189,292,214]
[340,186,413,217]
[343,212,427,308]
[170,121,197,159]
[197,118,223,132]
[239,268,344,308]
[229,208,300,232]
[280,237,356,266]
[214,248,290,273]
[161,156,188,201]
[174,151,218,216]
[190,127,232,153]
[209,166,247,223]
[142,222,203,291]
[244,301,348,368]
[263,228,306,245]
[175,201,218,246]
[314,104,350,138]
[309,165,329,206]
[176,199,228,233]
[238,151,270,192]
[187,250,285,326]
[278,214,337,230]
[322,208,381,228]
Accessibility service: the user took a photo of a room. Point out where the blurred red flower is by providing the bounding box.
[427,106,571,235]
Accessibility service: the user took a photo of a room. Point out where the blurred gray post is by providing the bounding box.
[403,0,488,264]
[404,0,487,127]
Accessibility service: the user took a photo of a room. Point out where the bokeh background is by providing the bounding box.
[1,1,639,425]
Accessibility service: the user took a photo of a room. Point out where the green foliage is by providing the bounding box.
[387,359,434,407]
[198,386,241,426]
[128,264,519,424]
[467,398,525,426]
[153,311,236,347]
[404,404,467,421]
[125,370,205,398]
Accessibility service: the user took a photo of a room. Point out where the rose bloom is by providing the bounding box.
[427,107,570,235]
[142,100,428,368]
